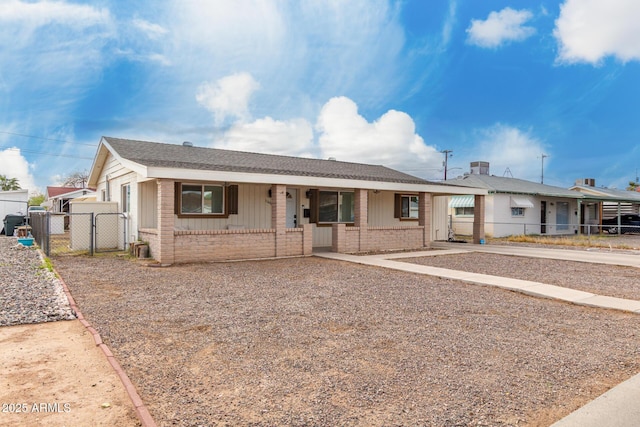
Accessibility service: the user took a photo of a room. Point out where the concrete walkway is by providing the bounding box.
[315,244,640,314]
[314,243,640,426]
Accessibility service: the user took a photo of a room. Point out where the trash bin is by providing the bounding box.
[3,214,25,236]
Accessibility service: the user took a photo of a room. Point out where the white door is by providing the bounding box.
[286,188,298,228]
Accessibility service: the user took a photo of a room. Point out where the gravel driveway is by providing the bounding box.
[53,254,640,427]
[401,252,640,301]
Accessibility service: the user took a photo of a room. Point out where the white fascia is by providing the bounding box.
[144,167,487,196]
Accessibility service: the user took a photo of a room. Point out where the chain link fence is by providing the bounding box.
[29,211,127,257]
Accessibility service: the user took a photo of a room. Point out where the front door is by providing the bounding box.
[541,201,547,234]
[286,188,298,228]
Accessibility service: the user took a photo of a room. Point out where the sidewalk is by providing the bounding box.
[316,244,640,314]
[314,243,640,426]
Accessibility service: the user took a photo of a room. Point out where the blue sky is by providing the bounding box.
[1,0,639,194]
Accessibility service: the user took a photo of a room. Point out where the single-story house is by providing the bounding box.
[87,137,487,264]
[45,186,96,213]
[570,179,640,220]
[446,162,583,237]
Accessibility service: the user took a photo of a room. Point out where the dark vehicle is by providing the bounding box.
[602,214,640,234]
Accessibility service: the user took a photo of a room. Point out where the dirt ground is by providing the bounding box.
[0,320,140,427]
[51,254,640,427]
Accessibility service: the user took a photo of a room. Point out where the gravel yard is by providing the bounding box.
[0,237,76,326]
[53,254,640,427]
[401,252,640,301]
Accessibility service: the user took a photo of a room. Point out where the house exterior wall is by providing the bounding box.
[367,191,417,227]
[0,190,28,219]
[492,195,538,236]
[451,194,580,238]
[175,183,272,230]
[333,224,426,253]
[540,197,579,235]
[431,196,449,241]
[139,180,157,229]
[172,225,312,263]
[94,152,138,244]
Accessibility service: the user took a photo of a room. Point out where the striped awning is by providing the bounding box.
[510,197,534,208]
[449,195,475,208]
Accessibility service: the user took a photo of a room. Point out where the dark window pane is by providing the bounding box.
[319,191,338,222]
[182,185,202,213]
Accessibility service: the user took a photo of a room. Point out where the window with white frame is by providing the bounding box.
[511,207,525,216]
[181,184,224,214]
[401,195,419,219]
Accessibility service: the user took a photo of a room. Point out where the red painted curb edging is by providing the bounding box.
[52,263,158,427]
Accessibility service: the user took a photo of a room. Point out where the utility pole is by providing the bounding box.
[441,150,453,180]
[540,153,548,184]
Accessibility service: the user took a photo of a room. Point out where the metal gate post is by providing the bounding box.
[43,211,49,256]
[90,212,94,257]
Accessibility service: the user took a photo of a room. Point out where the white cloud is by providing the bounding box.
[132,18,168,40]
[208,95,441,180]
[466,8,535,48]
[316,97,441,177]
[465,124,547,181]
[196,73,261,125]
[165,0,406,115]
[215,117,315,157]
[0,0,111,42]
[0,147,36,192]
[554,0,640,64]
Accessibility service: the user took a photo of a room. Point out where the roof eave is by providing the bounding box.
[144,166,487,195]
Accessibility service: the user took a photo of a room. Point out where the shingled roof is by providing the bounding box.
[103,137,433,185]
[446,173,581,198]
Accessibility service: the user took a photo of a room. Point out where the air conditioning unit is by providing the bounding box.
[575,178,595,187]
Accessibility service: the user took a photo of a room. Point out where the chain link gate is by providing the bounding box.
[94,212,128,253]
[30,211,127,257]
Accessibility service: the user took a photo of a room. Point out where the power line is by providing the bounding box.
[1,147,94,160]
[441,149,453,180]
[0,131,97,147]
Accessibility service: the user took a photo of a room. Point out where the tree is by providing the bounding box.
[627,181,639,191]
[0,175,21,191]
[29,193,45,207]
[61,170,89,188]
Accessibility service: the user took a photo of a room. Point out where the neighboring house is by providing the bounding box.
[45,186,96,213]
[446,162,583,237]
[87,137,487,264]
[570,179,640,220]
[0,189,28,218]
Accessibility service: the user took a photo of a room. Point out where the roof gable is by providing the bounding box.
[46,186,95,199]
[101,136,433,185]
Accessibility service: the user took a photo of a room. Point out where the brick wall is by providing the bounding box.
[336,224,426,253]
[138,229,159,259]
[170,227,310,263]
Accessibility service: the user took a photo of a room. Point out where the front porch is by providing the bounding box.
[141,179,486,264]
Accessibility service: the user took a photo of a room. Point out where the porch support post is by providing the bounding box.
[302,223,313,255]
[271,184,287,256]
[332,223,346,253]
[473,194,486,244]
[354,188,368,251]
[157,179,175,265]
[577,199,582,235]
[418,192,432,248]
